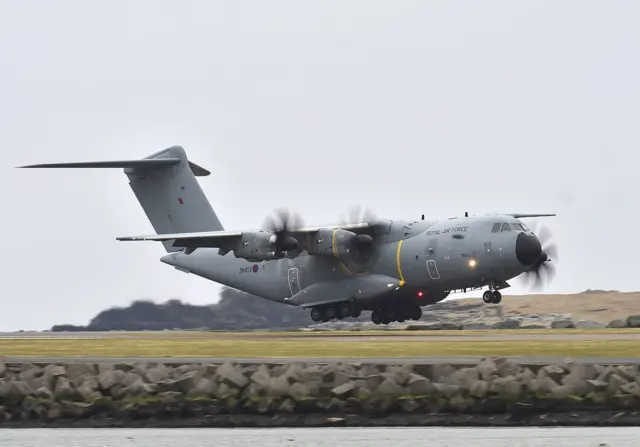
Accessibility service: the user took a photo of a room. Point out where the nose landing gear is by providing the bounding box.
[482,289,502,304]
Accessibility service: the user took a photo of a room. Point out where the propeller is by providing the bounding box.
[338,206,378,262]
[519,222,558,291]
[261,208,305,253]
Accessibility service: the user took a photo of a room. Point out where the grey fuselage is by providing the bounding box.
[161,214,531,309]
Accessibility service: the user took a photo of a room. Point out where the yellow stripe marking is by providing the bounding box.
[331,230,339,258]
[396,239,405,286]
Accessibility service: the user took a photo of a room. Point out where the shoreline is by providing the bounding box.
[1,410,640,428]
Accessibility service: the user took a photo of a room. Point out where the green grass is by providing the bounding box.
[2,338,640,358]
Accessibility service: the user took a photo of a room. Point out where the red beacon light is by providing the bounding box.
[416,291,424,298]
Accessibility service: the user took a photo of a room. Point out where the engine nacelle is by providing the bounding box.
[230,231,281,262]
[306,228,357,259]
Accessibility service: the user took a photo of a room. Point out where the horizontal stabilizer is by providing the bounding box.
[117,230,242,248]
[18,158,210,177]
[18,158,180,169]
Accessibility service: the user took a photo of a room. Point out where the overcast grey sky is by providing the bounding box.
[2,1,639,331]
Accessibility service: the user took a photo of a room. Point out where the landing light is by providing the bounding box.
[468,259,477,268]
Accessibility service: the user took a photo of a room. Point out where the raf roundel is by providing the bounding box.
[252,264,259,273]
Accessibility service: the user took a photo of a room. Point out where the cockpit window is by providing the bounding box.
[509,223,524,231]
[491,223,501,233]
[520,222,529,231]
[501,223,511,232]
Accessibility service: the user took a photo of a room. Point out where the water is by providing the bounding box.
[0,428,638,446]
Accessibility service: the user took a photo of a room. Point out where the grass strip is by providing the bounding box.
[1,338,639,358]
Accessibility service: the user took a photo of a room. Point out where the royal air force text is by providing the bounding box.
[425,226,468,236]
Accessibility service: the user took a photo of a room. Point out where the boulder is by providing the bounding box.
[491,319,521,329]
[66,363,97,381]
[626,315,640,328]
[431,363,456,382]
[495,358,521,377]
[539,364,566,381]
[214,361,249,389]
[445,367,479,388]
[476,358,498,380]
[406,373,436,395]
[574,320,605,329]
[433,383,460,397]
[468,379,489,398]
[144,365,172,383]
[606,319,628,328]
[462,323,491,330]
[551,319,575,329]
[331,382,355,398]
[374,378,406,397]
[0,380,31,404]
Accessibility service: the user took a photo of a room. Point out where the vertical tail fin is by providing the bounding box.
[18,145,224,252]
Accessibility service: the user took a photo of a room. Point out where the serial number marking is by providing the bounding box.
[426,226,468,236]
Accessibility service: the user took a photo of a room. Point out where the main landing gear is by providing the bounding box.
[310,302,362,322]
[482,289,502,304]
[309,302,423,325]
[370,306,422,325]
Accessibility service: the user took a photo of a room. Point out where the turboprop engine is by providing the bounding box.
[231,231,299,262]
[306,228,374,261]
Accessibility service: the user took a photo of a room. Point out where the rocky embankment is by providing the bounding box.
[305,300,640,331]
[1,358,640,427]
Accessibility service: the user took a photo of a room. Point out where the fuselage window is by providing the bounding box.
[501,223,511,232]
[491,223,501,233]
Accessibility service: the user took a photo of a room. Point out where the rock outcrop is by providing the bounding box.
[1,358,640,427]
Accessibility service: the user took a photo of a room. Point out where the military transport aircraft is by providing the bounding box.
[19,145,558,325]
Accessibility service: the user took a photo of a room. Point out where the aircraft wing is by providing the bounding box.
[117,230,243,248]
[507,214,556,218]
[287,222,371,234]
[117,222,372,246]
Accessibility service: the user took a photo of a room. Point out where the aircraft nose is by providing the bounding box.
[515,232,542,266]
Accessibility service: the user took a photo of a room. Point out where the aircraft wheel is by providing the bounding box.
[410,306,422,321]
[381,309,393,324]
[482,290,494,304]
[371,309,382,325]
[349,305,362,318]
[492,291,502,304]
[310,307,322,322]
[395,308,407,323]
[325,306,337,320]
[338,302,351,319]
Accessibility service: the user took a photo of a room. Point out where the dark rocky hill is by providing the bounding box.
[50,287,360,331]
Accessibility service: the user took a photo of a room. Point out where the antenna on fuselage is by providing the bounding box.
[421,214,424,220]
[464,211,468,217]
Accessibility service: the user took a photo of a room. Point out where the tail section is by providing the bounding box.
[19,145,224,252]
